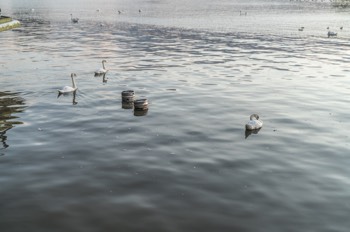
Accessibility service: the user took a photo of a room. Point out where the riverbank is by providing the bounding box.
[0,16,20,32]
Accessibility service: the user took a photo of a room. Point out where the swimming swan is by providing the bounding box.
[245,114,263,130]
[58,73,78,94]
[70,14,79,23]
[94,60,108,75]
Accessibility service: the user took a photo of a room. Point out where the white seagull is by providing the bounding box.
[245,114,263,131]
[58,73,78,94]
[94,60,108,75]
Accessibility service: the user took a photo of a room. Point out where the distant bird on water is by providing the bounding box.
[70,14,79,23]
[240,10,247,16]
[298,26,304,31]
[327,31,337,38]
[94,60,108,76]
[245,114,263,131]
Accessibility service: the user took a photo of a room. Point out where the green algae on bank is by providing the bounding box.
[0,16,21,32]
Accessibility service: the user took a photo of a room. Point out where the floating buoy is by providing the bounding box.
[121,90,135,103]
[134,99,148,111]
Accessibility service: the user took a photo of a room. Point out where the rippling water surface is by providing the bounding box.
[1,0,350,231]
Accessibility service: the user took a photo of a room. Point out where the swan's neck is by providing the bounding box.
[250,114,259,120]
[71,76,77,88]
[102,61,106,70]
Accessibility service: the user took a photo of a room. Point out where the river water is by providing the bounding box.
[1,0,350,231]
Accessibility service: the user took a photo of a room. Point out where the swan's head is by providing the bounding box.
[250,114,259,120]
[102,60,107,63]
[71,73,77,78]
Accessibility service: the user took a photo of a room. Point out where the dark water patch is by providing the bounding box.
[0,91,26,150]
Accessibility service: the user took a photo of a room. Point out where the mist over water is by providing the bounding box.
[1,0,350,231]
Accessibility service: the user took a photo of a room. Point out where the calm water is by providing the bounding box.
[1,0,350,231]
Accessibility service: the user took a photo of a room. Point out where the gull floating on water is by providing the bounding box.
[245,114,263,131]
[58,73,78,94]
[94,60,108,76]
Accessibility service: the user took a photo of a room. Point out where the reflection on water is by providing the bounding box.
[94,73,108,83]
[122,102,133,109]
[0,92,26,149]
[102,73,107,83]
[13,8,51,28]
[57,90,78,105]
[245,128,261,139]
[134,108,148,117]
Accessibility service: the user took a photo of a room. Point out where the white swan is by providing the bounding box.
[245,114,263,131]
[70,14,79,23]
[58,73,78,94]
[94,60,108,75]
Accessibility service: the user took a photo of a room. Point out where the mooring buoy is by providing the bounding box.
[134,99,148,111]
[121,90,135,103]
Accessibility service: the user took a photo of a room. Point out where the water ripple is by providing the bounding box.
[1,1,350,231]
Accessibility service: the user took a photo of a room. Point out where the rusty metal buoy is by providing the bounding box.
[134,99,148,111]
[121,90,135,103]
